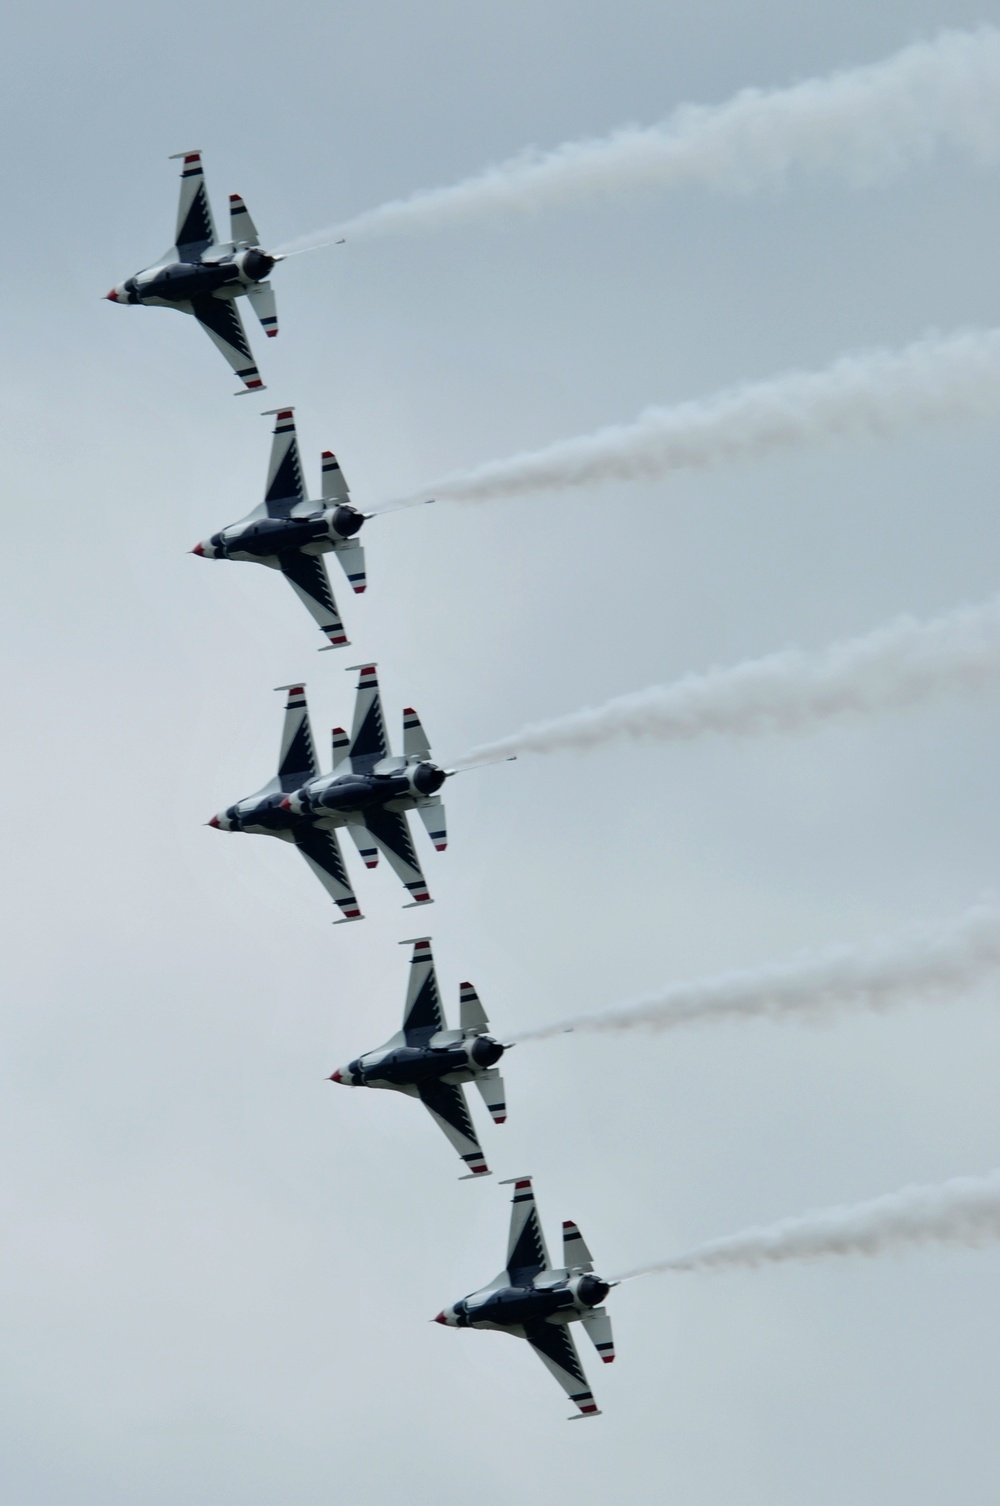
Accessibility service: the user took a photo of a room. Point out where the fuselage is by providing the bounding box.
[195,503,364,562]
[441,1273,610,1332]
[212,762,446,834]
[109,246,276,308]
[336,1033,504,1089]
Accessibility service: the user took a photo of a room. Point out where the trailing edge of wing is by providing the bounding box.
[418,1079,488,1177]
[522,1320,599,1418]
[278,552,348,648]
[189,295,263,392]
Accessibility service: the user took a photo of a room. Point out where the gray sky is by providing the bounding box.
[4,2,1000,1501]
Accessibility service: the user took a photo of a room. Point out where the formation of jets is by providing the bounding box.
[109,152,616,1420]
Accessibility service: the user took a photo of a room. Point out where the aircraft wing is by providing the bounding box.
[263,408,307,517]
[276,684,319,791]
[418,1079,489,1177]
[362,807,430,905]
[293,825,362,921]
[506,1177,551,1284]
[189,294,263,393]
[401,938,446,1043]
[522,1320,599,1418]
[173,150,216,257]
[278,551,348,649]
[347,664,388,773]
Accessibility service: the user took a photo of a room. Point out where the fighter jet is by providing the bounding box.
[192,408,366,650]
[330,937,507,1177]
[106,151,280,394]
[434,1177,615,1418]
[208,670,447,920]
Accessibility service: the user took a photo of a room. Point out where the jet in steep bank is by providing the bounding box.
[106,151,280,393]
[192,408,366,649]
[330,937,507,1177]
[208,670,448,920]
[434,1177,615,1418]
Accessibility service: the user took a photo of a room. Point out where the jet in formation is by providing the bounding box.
[106,151,280,393]
[435,1177,615,1418]
[208,670,448,920]
[192,407,366,649]
[330,937,507,1177]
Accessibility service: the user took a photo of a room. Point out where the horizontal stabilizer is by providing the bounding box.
[416,801,447,852]
[246,279,278,338]
[475,1071,506,1125]
[580,1307,615,1364]
[334,538,367,594]
[346,823,379,869]
[229,193,260,246]
[459,981,488,1035]
[331,726,350,770]
[321,450,350,503]
[562,1221,595,1274]
[403,707,431,761]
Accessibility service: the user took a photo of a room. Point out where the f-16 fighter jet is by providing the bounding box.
[330,937,506,1177]
[208,670,447,920]
[192,408,366,650]
[434,1177,615,1418]
[105,151,280,394]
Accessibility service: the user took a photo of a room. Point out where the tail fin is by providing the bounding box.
[562,1221,595,1274]
[459,982,489,1034]
[229,193,260,245]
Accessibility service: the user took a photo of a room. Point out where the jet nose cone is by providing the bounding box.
[105,288,120,302]
[279,796,292,811]
[191,542,205,557]
[207,815,221,829]
[329,1069,343,1083]
[432,1311,447,1325]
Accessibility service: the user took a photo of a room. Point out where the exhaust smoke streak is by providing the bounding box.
[383,327,1000,507]
[278,29,1000,253]
[515,898,1000,1040]
[615,1169,1000,1279]
[464,593,1000,763]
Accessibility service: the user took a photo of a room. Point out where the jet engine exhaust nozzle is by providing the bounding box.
[468,1035,504,1068]
[409,762,446,796]
[238,247,277,283]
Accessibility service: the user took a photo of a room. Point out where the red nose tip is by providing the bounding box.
[329,1070,342,1083]
[279,797,292,810]
[433,1311,447,1325]
[105,288,119,301]
[207,815,220,829]
[191,542,205,556]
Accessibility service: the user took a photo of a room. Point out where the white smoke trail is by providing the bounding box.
[277,29,1000,252]
[614,1169,1000,1279]
[375,327,1000,509]
[515,897,1000,1041]
[464,593,1000,763]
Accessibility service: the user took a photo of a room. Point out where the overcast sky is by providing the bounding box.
[4,1,1000,1502]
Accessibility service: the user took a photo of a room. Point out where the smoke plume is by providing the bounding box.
[464,593,1000,762]
[377,327,1000,508]
[615,1168,1000,1279]
[515,897,1000,1040]
[277,29,1000,253]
